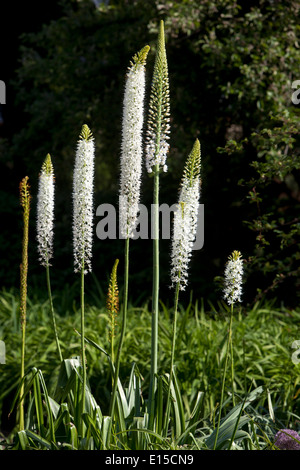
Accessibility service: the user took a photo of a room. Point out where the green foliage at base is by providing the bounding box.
[0,287,299,449]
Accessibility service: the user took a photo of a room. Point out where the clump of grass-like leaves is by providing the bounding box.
[1,286,300,449]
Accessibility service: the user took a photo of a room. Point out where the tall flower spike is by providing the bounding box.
[36,154,55,267]
[73,124,95,274]
[223,250,243,305]
[171,139,201,290]
[19,176,31,326]
[119,45,150,239]
[19,176,31,431]
[145,20,170,173]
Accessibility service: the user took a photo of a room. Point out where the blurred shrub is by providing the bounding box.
[1,0,299,305]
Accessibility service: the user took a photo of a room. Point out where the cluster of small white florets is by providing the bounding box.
[145,21,170,174]
[36,155,55,267]
[119,62,146,238]
[73,129,95,273]
[145,131,169,173]
[223,250,243,305]
[170,179,200,290]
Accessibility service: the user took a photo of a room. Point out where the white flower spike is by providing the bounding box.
[145,20,170,174]
[171,139,201,290]
[223,250,243,305]
[119,45,150,239]
[73,124,95,274]
[37,154,55,267]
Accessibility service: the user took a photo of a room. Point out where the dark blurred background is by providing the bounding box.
[0,0,299,308]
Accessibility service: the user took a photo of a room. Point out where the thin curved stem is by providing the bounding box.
[148,164,160,429]
[230,317,235,407]
[213,303,234,449]
[80,261,87,437]
[45,263,63,362]
[163,282,180,435]
[107,237,129,446]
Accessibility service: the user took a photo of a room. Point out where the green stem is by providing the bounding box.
[163,281,180,435]
[45,263,63,362]
[19,316,26,431]
[213,302,234,450]
[230,311,235,407]
[148,164,160,429]
[19,178,30,432]
[111,324,115,368]
[108,237,129,445]
[80,260,87,437]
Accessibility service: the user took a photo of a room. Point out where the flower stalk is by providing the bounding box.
[72,124,95,436]
[146,20,170,427]
[164,139,201,434]
[223,249,243,405]
[37,154,62,362]
[107,259,120,365]
[19,176,31,431]
[213,250,243,449]
[108,46,149,444]
[108,238,129,445]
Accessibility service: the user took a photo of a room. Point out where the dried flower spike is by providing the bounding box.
[19,176,31,326]
[20,176,31,212]
[145,20,170,173]
[19,176,31,431]
[119,45,149,238]
[107,259,119,318]
[171,139,201,290]
[73,124,95,274]
[107,259,119,356]
[223,250,243,305]
[37,154,55,267]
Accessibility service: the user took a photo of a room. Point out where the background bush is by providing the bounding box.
[0,0,299,307]
[1,1,300,450]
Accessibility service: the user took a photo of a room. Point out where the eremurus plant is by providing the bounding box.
[146,20,170,427]
[36,154,63,362]
[164,139,201,434]
[108,44,149,443]
[19,176,31,431]
[72,124,95,437]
